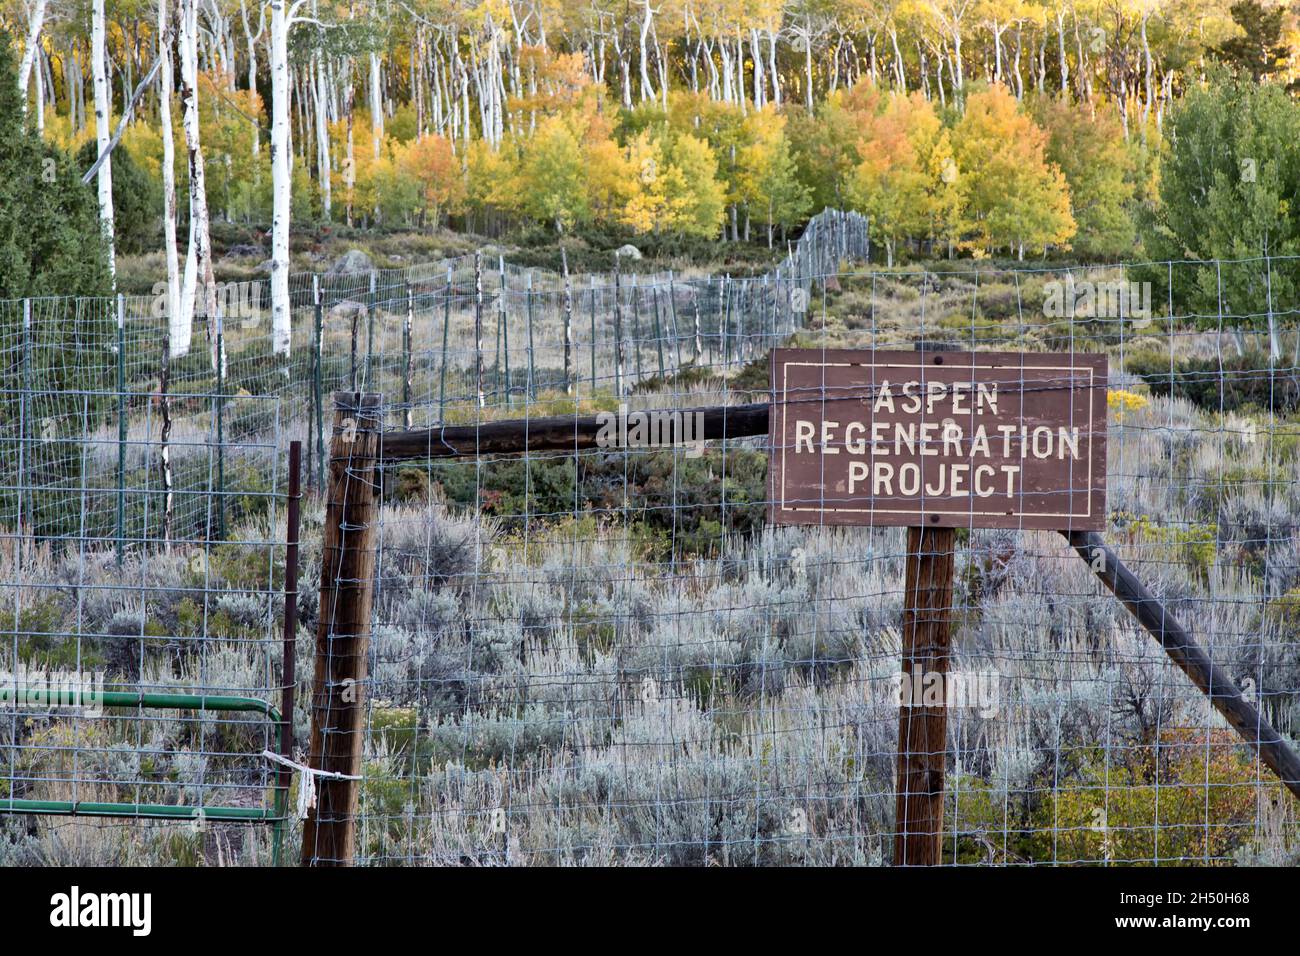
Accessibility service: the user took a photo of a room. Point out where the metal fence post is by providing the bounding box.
[590,273,598,392]
[651,280,665,380]
[365,269,377,389]
[525,270,536,400]
[439,264,451,421]
[313,275,325,490]
[667,270,681,374]
[403,280,413,429]
[19,299,32,563]
[214,319,227,542]
[630,273,643,383]
[561,248,574,395]
[115,294,126,566]
[474,251,485,408]
[692,282,703,362]
[499,255,510,405]
[614,260,625,396]
[274,438,302,867]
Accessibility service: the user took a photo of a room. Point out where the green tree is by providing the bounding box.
[658,132,727,238]
[519,117,590,233]
[952,84,1075,259]
[789,85,881,212]
[76,140,161,256]
[1134,73,1300,352]
[0,36,111,298]
[1033,97,1137,259]
[1213,0,1292,84]
[735,108,812,246]
[0,34,113,538]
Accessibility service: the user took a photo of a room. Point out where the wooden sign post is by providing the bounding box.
[767,347,1108,864]
[895,523,955,865]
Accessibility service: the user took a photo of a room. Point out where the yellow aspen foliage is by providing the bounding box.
[847,92,959,263]
[395,133,467,227]
[952,83,1076,259]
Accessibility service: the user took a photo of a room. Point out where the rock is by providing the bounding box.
[327,249,375,275]
[257,259,275,274]
[328,299,368,320]
[223,243,263,259]
[615,244,643,260]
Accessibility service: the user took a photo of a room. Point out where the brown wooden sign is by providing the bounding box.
[767,349,1107,530]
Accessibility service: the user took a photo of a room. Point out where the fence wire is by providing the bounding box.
[355,255,1300,867]
[0,391,289,866]
[3,208,1300,865]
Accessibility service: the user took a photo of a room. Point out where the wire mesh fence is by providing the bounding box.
[348,254,1300,867]
[0,391,290,866]
[4,208,1300,865]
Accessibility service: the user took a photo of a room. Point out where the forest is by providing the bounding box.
[3,0,1297,306]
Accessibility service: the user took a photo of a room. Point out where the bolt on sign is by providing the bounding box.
[767,349,1108,530]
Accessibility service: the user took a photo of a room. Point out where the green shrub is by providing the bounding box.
[1126,351,1300,414]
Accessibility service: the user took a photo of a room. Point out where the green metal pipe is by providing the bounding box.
[96,691,281,722]
[0,800,276,821]
[1,690,287,864]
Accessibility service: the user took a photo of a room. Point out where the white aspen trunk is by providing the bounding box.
[91,0,116,278]
[269,0,293,357]
[619,46,632,108]
[1141,13,1153,142]
[1012,23,1024,96]
[952,26,963,89]
[315,55,332,220]
[34,46,45,131]
[241,0,264,154]
[1057,11,1068,95]
[178,0,218,369]
[705,37,718,99]
[720,37,732,102]
[656,32,667,111]
[18,0,49,113]
[344,58,354,225]
[159,0,186,357]
[934,45,946,106]
[890,28,905,91]
[178,0,217,367]
[735,35,746,114]
[433,45,446,133]
[73,50,85,131]
[370,49,383,156]
[751,29,763,107]
[460,54,471,149]
[803,24,813,111]
[637,3,654,102]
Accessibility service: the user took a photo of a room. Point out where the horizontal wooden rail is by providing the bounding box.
[379,402,770,461]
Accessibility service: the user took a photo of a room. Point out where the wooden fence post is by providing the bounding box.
[895,524,955,866]
[301,391,382,866]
